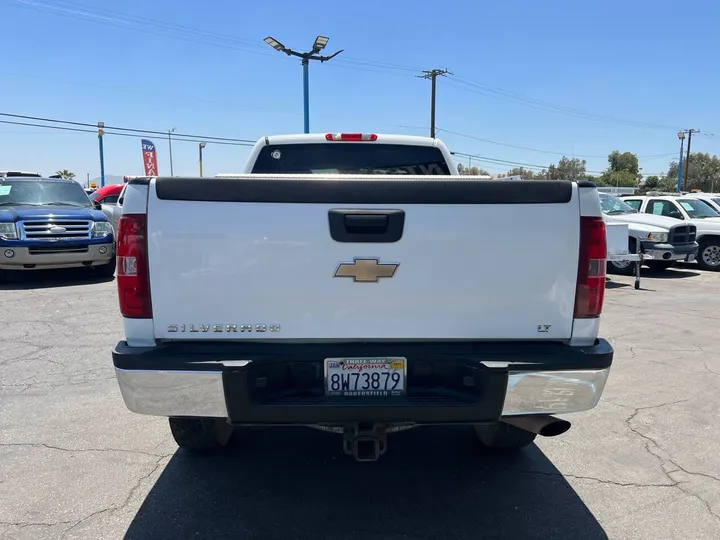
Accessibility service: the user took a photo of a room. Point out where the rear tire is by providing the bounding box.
[645,261,675,271]
[607,238,638,276]
[169,417,234,452]
[475,422,537,449]
[697,238,720,271]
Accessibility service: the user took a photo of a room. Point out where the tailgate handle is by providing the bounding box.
[345,214,388,231]
[328,209,405,243]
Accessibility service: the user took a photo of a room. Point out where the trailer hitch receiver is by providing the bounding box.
[343,423,388,462]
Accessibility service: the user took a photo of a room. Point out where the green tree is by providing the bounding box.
[544,157,587,180]
[644,176,660,190]
[589,175,609,187]
[457,163,490,176]
[503,167,536,179]
[55,169,75,180]
[608,151,639,176]
[665,152,720,192]
[597,170,638,187]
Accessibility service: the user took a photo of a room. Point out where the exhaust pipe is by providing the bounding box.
[502,415,571,437]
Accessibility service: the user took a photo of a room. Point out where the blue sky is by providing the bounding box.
[1,0,719,182]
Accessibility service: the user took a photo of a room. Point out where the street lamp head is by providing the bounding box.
[312,35,329,53]
[264,36,286,52]
[199,142,206,148]
[678,131,686,140]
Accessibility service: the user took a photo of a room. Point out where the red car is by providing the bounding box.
[88,184,123,205]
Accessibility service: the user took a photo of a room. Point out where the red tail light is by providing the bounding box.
[574,216,607,319]
[325,133,378,142]
[116,214,152,318]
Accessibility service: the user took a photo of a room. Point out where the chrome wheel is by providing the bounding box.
[701,244,720,268]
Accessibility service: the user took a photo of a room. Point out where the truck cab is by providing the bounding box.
[217,133,458,176]
[0,176,116,281]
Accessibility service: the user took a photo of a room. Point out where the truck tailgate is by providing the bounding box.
[145,176,580,341]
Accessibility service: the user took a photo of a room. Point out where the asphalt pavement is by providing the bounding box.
[1,265,719,540]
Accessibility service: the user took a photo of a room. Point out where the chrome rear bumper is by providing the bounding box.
[114,366,611,419]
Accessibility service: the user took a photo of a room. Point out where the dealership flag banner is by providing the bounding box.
[141,139,158,176]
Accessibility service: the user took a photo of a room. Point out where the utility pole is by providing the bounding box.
[683,129,699,191]
[418,69,450,138]
[168,128,176,177]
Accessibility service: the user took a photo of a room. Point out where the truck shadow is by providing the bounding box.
[643,266,701,279]
[124,426,607,540]
[0,268,114,290]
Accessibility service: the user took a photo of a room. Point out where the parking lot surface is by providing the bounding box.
[1,266,719,540]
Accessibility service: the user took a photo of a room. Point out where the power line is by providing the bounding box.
[2,0,416,78]
[0,119,255,146]
[436,127,677,159]
[0,71,301,116]
[3,0,705,133]
[399,125,677,160]
[445,76,684,132]
[0,112,256,143]
[451,150,605,174]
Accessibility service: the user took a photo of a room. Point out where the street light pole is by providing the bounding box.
[263,35,343,133]
[199,142,206,177]
[676,131,685,193]
[97,121,106,188]
[302,58,310,134]
[168,127,176,177]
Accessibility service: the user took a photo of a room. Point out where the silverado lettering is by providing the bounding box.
[167,324,281,333]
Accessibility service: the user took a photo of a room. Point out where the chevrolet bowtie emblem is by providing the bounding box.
[333,258,399,283]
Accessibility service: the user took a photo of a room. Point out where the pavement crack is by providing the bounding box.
[0,519,74,528]
[704,362,720,377]
[624,397,720,522]
[59,454,168,539]
[0,442,165,458]
[509,468,677,488]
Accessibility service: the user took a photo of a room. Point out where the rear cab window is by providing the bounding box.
[622,199,642,211]
[250,143,452,175]
[100,194,120,205]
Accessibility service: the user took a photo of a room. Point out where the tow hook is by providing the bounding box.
[342,423,388,462]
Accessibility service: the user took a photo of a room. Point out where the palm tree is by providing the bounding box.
[55,169,75,180]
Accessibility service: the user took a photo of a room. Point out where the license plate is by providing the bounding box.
[324,357,406,397]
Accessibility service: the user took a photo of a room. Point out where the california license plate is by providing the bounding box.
[324,357,406,397]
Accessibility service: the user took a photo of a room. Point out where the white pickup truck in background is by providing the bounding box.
[622,194,720,271]
[599,193,699,274]
[111,133,614,462]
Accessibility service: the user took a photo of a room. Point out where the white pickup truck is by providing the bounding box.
[599,193,699,273]
[111,133,614,462]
